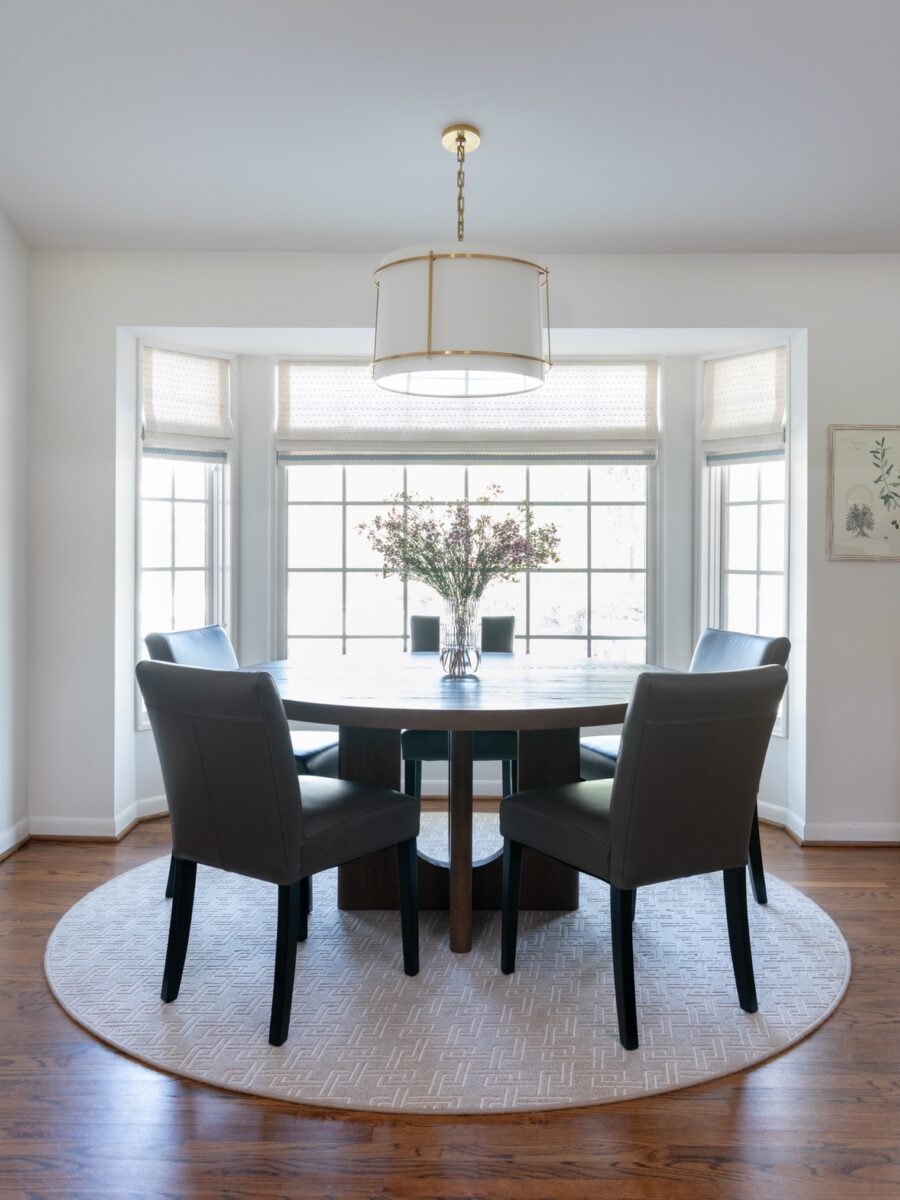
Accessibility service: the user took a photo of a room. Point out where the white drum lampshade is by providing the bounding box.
[372,242,551,397]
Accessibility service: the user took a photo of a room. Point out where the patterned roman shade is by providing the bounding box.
[701,347,787,461]
[142,347,233,455]
[276,360,658,460]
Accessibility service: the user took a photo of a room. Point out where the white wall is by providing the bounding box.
[0,211,29,854]
[27,251,900,841]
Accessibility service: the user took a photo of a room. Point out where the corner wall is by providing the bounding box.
[0,211,29,853]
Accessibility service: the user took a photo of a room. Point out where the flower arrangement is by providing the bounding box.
[359,485,560,674]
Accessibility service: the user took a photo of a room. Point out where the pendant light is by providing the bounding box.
[372,124,552,397]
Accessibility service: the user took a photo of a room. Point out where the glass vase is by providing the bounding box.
[440,595,482,677]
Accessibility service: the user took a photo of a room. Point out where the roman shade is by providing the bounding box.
[701,347,787,462]
[142,346,233,457]
[276,360,658,462]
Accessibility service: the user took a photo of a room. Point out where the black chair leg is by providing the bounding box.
[627,888,637,924]
[396,838,420,976]
[501,760,512,798]
[164,853,176,899]
[270,881,301,1046]
[501,838,524,974]
[298,877,310,943]
[747,803,768,904]
[610,885,638,1050]
[510,761,518,794]
[403,758,417,798]
[161,859,197,1003]
[724,866,758,1013]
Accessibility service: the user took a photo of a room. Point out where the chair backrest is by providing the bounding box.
[145,625,239,670]
[690,627,790,672]
[409,615,440,652]
[481,615,515,653]
[136,660,303,885]
[609,666,788,890]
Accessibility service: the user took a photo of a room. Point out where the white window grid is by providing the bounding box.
[277,462,654,661]
[135,454,228,728]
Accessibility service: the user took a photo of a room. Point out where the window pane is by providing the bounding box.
[529,465,587,502]
[345,572,404,635]
[467,465,526,499]
[406,580,442,619]
[527,638,587,661]
[347,506,390,568]
[345,638,405,662]
[590,465,646,503]
[726,505,758,571]
[172,460,206,500]
[759,459,785,501]
[759,503,785,572]
[140,570,172,637]
[479,577,526,628]
[344,464,404,502]
[141,500,171,568]
[287,464,343,502]
[288,572,343,636]
[758,574,785,637]
[591,638,647,664]
[287,637,342,667]
[530,572,587,636]
[532,505,587,568]
[405,465,465,500]
[727,463,758,502]
[725,573,757,635]
[174,501,206,568]
[173,569,207,629]
[289,504,343,568]
[591,505,646,569]
[141,457,173,499]
[591,572,646,636]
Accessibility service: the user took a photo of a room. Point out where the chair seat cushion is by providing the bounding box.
[401,729,518,762]
[298,776,420,879]
[579,734,620,781]
[304,744,339,779]
[500,779,613,881]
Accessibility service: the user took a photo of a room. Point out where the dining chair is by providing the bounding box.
[136,660,420,1046]
[146,625,341,899]
[402,614,519,798]
[579,628,791,905]
[501,665,788,1050]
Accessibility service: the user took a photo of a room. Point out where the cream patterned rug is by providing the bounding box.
[45,814,850,1113]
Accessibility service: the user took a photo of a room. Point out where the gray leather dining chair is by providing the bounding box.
[402,614,519,798]
[580,628,791,905]
[501,665,788,1050]
[136,660,420,1046]
[146,625,340,899]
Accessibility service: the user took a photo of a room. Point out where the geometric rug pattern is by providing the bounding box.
[45,814,850,1113]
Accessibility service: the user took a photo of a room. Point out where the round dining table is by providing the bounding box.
[249,653,658,952]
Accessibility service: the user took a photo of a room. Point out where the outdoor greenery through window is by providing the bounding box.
[282,462,650,663]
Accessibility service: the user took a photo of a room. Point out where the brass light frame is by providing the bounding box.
[372,251,553,375]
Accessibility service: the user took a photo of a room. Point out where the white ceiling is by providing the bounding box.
[2,0,899,252]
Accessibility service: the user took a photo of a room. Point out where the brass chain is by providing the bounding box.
[456,130,465,242]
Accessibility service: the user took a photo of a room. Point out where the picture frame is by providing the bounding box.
[827,424,900,561]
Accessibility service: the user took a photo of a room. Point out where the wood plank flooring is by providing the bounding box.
[0,817,898,1199]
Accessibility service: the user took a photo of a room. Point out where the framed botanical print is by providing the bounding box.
[828,425,900,561]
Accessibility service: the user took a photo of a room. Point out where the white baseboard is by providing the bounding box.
[113,794,169,837]
[29,814,119,838]
[758,799,805,842]
[0,816,30,856]
[799,820,900,843]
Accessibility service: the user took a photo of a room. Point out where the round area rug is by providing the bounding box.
[45,814,850,1114]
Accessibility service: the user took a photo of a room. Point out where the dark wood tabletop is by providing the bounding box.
[251,653,653,731]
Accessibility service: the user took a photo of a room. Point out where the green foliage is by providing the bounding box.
[869,436,900,511]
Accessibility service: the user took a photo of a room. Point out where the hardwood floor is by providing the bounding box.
[0,817,898,1199]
